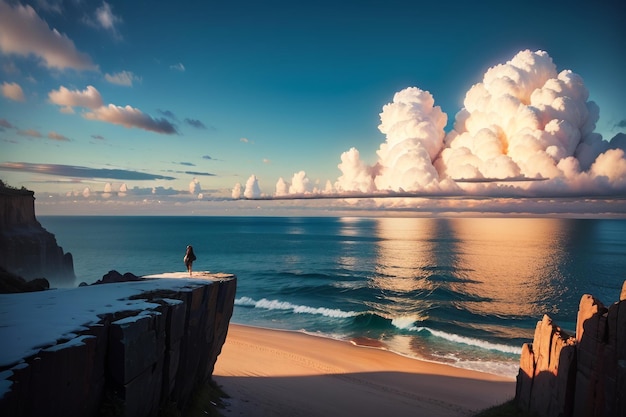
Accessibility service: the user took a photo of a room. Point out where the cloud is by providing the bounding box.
[158,109,178,121]
[84,104,178,134]
[48,85,103,112]
[616,120,626,129]
[18,129,42,138]
[263,158,271,164]
[1,81,25,101]
[170,63,185,72]
[184,118,206,129]
[182,171,215,177]
[236,49,626,202]
[105,70,141,86]
[47,131,70,141]
[202,155,213,160]
[91,134,105,140]
[0,1,97,71]
[240,137,253,144]
[189,178,201,194]
[0,162,176,181]
[95,2,121,33]
[0,118,15,129]
[48,85,177,134]
[244,175,261,198]
[178,162,195,167]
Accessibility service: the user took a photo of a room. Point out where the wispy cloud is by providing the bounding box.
[0,2,97,71]
[158,109,178,121]
[91,134,105,140]
[170,62,185,72]
[84,104,178,134]
[1,81,25,102]
[84,1,123,40]
[17,129,42,138]
[177,162,195,167]
[47,131,70,141]
[0,118,15,129]
[184,118,206,129]
[105,70,141,86]
[0,162,176,181]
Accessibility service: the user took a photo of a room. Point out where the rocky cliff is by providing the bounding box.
[515,281,626,417]
[0,273,237,417]
[0,183,75,285]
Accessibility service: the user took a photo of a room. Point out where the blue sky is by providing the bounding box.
[0,0,625,214]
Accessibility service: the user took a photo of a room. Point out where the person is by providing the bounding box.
[184,245,196,276]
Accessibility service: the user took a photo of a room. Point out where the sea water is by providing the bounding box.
[38,216,626,378]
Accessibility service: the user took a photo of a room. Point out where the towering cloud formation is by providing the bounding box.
[375,87,447,191]
[438,50,606,184]
[235,50,626,200]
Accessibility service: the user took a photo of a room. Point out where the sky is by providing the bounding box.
[0,0,625,215]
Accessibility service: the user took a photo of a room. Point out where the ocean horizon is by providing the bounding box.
[39,215,626,379]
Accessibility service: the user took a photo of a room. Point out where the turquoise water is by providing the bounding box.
[39,216,626,378]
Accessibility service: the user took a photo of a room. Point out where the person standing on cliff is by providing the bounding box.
[184,245,196,276]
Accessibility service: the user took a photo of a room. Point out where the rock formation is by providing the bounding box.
[0,182,75,286]
[515,281,626,417]
[0,274,237,417]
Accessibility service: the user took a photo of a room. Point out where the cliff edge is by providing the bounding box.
[0,181,75,286]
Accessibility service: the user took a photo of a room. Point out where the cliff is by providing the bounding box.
[0,184,75,285]
[0,273,237,417]
[515,281,626,417]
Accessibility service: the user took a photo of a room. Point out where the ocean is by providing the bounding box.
[38,216,626,379]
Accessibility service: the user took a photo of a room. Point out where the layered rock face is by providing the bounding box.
[0,274,237,417]
[0,185,75,285]
[516,281,626,417]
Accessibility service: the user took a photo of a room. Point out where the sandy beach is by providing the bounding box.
[213,324,516,417]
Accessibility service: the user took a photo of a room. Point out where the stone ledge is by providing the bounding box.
[0,273,236,417]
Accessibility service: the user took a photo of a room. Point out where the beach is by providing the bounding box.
[213,324,516,417]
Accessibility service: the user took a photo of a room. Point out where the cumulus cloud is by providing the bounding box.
[189,177,201,194]
[232,183,242,199]
[48,85,103,112]
[0,1,97,71]
[237,49,626,202]
[105,70,141,86]
[244,175,262,198]
[1,81,25,101]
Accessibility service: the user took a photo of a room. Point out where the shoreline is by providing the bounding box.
[213,324,516,417]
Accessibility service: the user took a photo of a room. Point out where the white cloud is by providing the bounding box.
[0,1,97,71]
[105,70,141,86]
[238,49,626,203]
[1,81,25,102]
[170,63,185,72]
[47,131,70,141]
[243,175,261,199]
[232,183,242,199]
[48,85,103,112]
[189,177,201,195]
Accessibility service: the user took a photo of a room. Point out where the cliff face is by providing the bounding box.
[0,274,237,417]
[0,187,75,285]
[515,281,626,417]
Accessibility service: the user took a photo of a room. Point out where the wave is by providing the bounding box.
[412,326,522,355]
[235,296,359,318]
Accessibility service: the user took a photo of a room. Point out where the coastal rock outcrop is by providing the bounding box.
[0,274,237,417]
[0,182,75,286]
[515,281,626,417]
